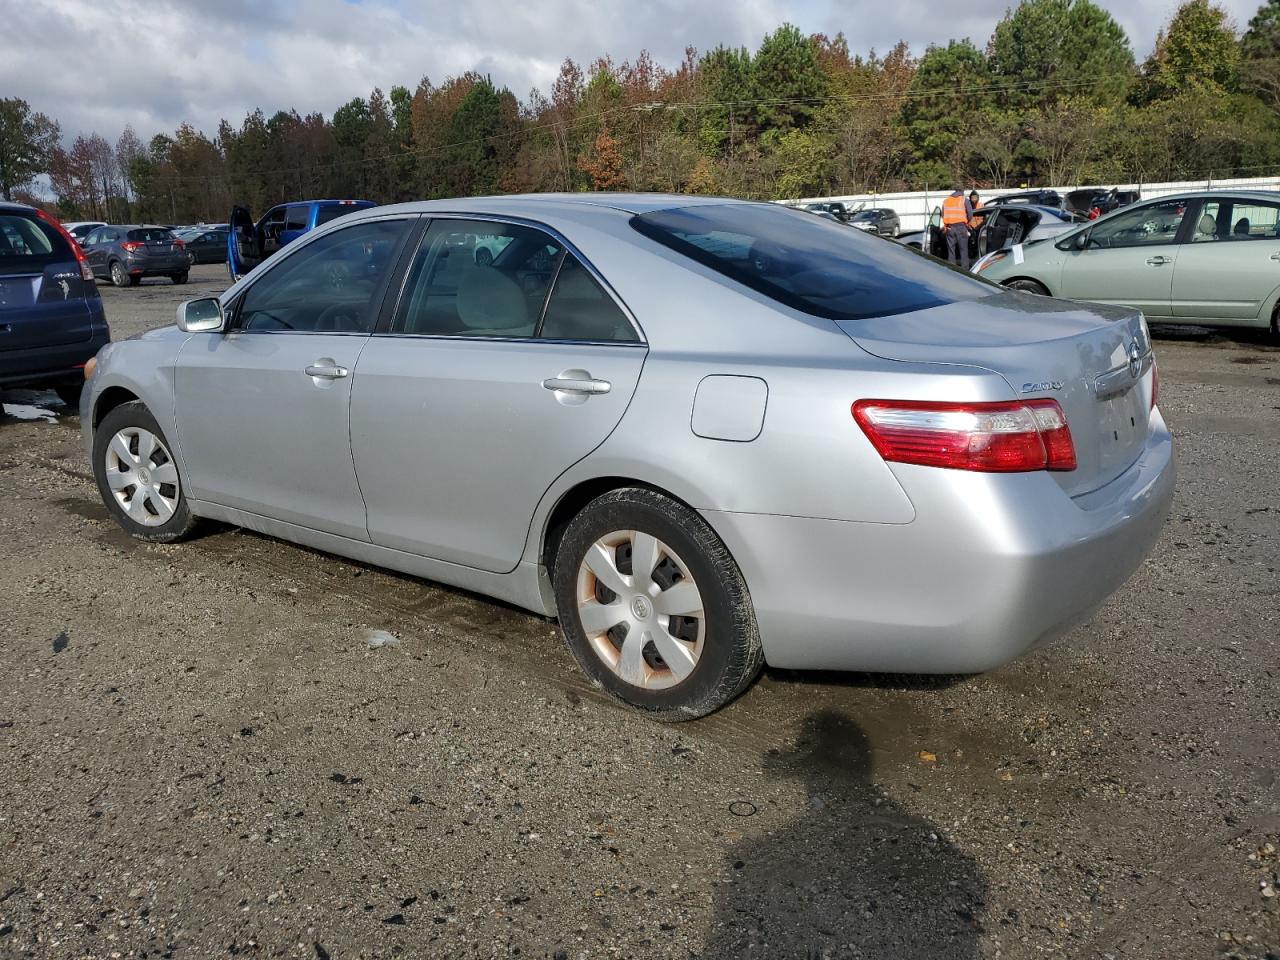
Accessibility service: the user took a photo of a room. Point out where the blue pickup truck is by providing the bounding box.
[228,199,375,280]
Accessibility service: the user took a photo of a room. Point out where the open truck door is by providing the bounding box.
[228,206,261,281]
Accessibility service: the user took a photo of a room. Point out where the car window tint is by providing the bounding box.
[538,255,637,342]
[0,214,62,270]
[1088,200,1187,248]
[236,219,406,334]
[1226,200,1280,240]
[632,203,991,322]
[315,204,361,226]
[285,206,308,231]
[127,228,173,243]
[393,220,564,338]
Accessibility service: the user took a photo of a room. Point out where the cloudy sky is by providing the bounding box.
[0,0,1264,143]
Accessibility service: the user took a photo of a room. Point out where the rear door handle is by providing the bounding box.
[304,362,349,380]
[1271,251,1280,261]
[1145,256,1172,266]
[542,376,611,395]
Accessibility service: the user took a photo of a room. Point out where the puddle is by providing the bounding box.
[1,403,57,423]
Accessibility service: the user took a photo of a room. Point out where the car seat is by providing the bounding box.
[1193,214,1218,241]
[1233,217,1251,238]
[456,265,532,337]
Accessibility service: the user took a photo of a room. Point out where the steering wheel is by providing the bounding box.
[314,302,365,332]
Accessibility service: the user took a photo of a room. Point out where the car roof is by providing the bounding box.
[0,201,38,214]
[374,193,751,217]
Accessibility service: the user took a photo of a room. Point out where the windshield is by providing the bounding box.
[631,203,993,322]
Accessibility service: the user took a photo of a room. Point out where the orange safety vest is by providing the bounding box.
[942,194,968,226]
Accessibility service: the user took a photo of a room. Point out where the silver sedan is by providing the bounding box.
[81,195,1175,719]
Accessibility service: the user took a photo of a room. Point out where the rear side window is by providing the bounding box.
[315,205,356,227]
[631,203,991,322]
[127,228,173,243]
[540,256,638,342]
[0,214,71,272]
[285,206,309,231]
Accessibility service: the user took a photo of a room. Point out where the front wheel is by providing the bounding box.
[92,401,199,543]
[1005,278,1050,296]
[552,487,763,720]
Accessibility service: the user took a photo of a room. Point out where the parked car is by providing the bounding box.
[990,189,1063,209]
[80,225,189,287]
[976,191,1280,336]
[0,202,109,407]
[228,199,375,279]
[847,208,900,237]
[1064,188,1140,220]
[899,203,1076,262]
[82,194,1172,719]
[62,221,107,244]
[176,226,229,265]
[800,201,850,221]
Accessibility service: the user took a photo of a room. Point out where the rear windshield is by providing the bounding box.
[631,203,992,321]
[128,228,174,242]
[0,213,72,272]
[315,205,358,226]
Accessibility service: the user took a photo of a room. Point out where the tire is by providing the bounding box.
[187,251,197,266]
[171,272,188,285]
[92,401,199,543]
[54,381,83,410]
[1006,278,1050,296]
[1271,303,1280,345]
[110,261,130,288]
[552,487,763,721]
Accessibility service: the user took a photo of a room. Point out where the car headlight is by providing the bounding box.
[975,250,1008,273]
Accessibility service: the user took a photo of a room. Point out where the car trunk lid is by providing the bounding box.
[836,290,1155,497]
[0,263,95,351]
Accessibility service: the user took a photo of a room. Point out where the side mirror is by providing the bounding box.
[177,297,225,333]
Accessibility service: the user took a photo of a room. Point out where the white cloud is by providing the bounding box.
[0,0,1264,143]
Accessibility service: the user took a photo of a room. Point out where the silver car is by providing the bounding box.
[81,195,1174,720]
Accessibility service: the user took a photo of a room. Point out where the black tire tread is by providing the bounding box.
[553,486,763,721]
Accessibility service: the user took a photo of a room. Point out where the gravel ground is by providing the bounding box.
[1,265,1277,959]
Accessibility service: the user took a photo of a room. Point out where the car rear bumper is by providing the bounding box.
[704,409,1175,673]
[125,254,188,275]
[0,320,109,389]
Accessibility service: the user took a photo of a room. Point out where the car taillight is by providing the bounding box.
[172,237,185,249]
[852,399,1077,473]
[1150,359,1159,410]
[121,241,143,252]
[34,209,94,281]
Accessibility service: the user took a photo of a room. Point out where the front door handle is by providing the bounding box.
[1271,251,1280,261]
[1145,256,1172,266]
[305,361,349,380]
[542,376,611,396]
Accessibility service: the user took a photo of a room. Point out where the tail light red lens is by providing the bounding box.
[1150,359,1159,410]
[852,399,1077,473]
[172,237,185,249]
[121,241,143,252]
[34,209,94,282]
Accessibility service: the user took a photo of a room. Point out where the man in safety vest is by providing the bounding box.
[941,187,975,270]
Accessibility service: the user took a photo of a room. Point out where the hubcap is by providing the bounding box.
[104,427,180,527]
[575,530,705,690]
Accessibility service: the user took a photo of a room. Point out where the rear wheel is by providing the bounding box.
[552,487,763,721]
[92,401,199,543]
[170,272,188,285]
[1006,278,1050,296]
[110,261,129,287]
[187,251,197,266]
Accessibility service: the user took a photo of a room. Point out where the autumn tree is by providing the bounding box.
[578,128,627,189]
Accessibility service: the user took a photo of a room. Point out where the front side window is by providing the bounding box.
[1087,200,1187,249]
[235,219,406,334]
[632,202,992,322]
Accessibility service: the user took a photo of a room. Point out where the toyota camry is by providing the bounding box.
[81,194,1174,720]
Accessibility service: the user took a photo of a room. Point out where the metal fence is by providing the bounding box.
[790,175,1280,233]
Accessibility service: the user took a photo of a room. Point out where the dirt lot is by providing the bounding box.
[1,265,1278,959]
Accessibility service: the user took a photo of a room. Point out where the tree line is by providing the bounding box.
[1,0,1278,224]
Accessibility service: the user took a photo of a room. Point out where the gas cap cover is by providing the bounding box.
[691,375,768,442]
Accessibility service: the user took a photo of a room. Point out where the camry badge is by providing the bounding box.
[1021,380,1064,393]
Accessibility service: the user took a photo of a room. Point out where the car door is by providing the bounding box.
[228,207,261,280]
[81,228,105,275]
[174,216,413,539]
[1170,196,1280,321]
[1057,198,1189,316]
[349,217,647,574]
